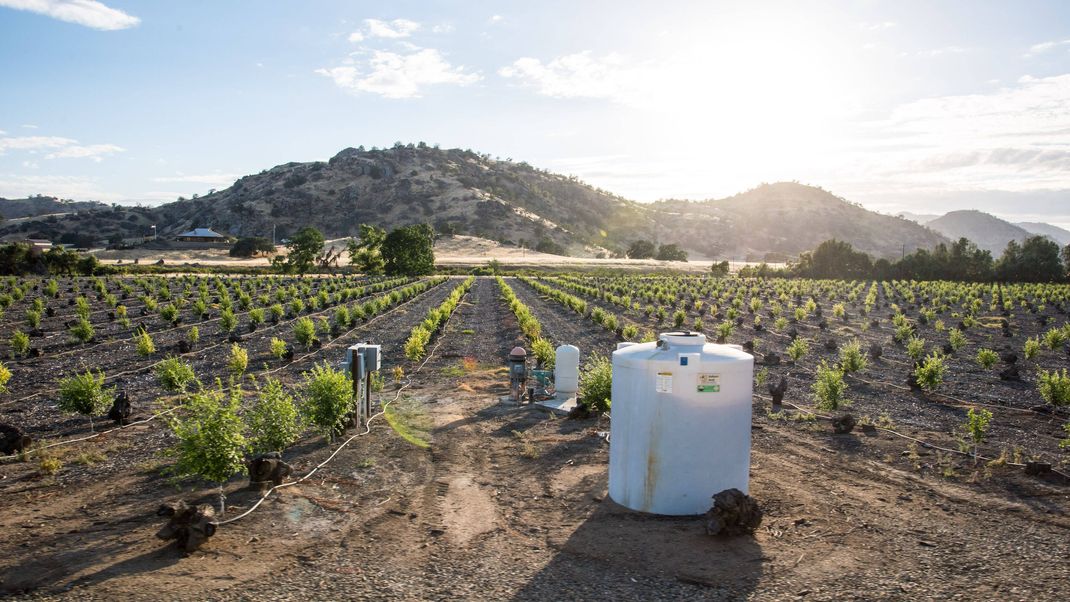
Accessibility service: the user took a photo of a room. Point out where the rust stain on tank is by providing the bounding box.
[642,405,660,512]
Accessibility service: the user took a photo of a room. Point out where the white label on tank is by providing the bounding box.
[697,373,720,393]
[656,372,673,393]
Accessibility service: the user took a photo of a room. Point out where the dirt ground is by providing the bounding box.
[0,277,1068,601]
[92,235,769,273]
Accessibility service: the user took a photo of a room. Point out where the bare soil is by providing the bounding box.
[93,235,775,273]
[0,277,1067,601]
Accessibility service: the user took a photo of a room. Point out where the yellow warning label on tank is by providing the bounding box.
[697,373,720,393]
[655,372,673,393]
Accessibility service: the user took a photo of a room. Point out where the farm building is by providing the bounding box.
[175,228,229,243]
[23,239,53,252]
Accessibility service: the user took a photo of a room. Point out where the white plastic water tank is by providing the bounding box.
[554,344,580,395]
[608,331,754,515]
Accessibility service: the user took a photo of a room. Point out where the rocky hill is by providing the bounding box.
[0,195,108,220]
[926,210,1033,255]
[649,183,948,260]
[0,146,961,260]
[141,145,647,255]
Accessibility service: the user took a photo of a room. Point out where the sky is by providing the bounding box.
[1,0,1069,228]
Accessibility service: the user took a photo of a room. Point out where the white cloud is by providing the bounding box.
[0,0,139,30]
[488,15,504,25]
[347,31,364,43]
[0,173,123,201]
[21,124,37,129]
[316,48,480,99]
[0,135,76,152]
[431,23,454,34]
[1025,39,1070,57]
[499,51,650,103]
[841,73,1070,195]
[45,143,124,161]
[364,18,420,39]
[0,134,124,161]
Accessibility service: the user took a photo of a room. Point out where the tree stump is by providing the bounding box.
[156,501,217,553]
[108,390,134,425]
[0,423,32,455]
[246,452,293,490]
[705,488,762,536]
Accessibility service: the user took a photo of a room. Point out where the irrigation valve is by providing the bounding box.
[346,343,381,426]
[508,346,528,403]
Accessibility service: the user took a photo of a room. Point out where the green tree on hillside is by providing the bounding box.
[346,224,387,274]
[794,239,872,279]
[627,240,656,259]
[229,237,275,258]
[996,236,1063,282]
[273,226,324,274]
[382,224,435,275]
[656,243,688,262]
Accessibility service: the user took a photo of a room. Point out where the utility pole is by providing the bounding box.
[272,223,276,246]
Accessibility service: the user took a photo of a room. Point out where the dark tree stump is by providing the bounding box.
[108,390,134,425]
[156,501,217,553]
[705,488,762,536]
[0,423,32,455]
[832,413,857,434]
[246,452,293,489]
[768,377,787,410]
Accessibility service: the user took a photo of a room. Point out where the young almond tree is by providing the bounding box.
[964,407,993,465]
[246,377,302,454]
[300,361,353,443]
[58,369,114,431]
[167,385,248,515]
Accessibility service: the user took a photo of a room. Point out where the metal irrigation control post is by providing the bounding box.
[508,346,528,403]
[346,344,381,426]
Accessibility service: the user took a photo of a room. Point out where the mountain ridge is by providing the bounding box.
[6,145,1063,260]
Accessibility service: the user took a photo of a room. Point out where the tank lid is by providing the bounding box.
[659,331,707,347]
[509,346,527,359]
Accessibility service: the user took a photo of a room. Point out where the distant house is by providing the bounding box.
[175,228,229,243]
[23,239,53,253]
